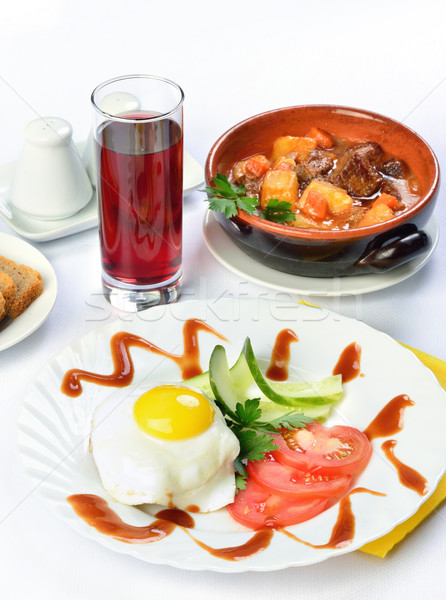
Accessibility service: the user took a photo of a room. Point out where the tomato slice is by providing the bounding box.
[271,421,372,476]
[247,456,352,500]
[227,479,328,530]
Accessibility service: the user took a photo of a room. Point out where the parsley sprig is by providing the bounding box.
[202,174,259,218]
[215,397,313,491]
[260,198,296,223]
[203,174,296,224]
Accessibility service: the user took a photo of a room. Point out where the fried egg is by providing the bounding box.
[90,383,240,512]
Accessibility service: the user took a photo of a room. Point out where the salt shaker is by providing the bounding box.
[10,117,93,220]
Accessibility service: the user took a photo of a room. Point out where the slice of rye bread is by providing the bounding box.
[0,256,43,318]
[0,292,5,322]
[0,271,17,313]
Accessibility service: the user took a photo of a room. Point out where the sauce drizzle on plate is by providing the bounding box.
[184,529,274,561]
[266,329,298,381]
[61,318,227,397]
[280,487,386,549]
[363,394,414,440]
[381,440,429,496]
[333,342,361,382]
[67,494,182,544]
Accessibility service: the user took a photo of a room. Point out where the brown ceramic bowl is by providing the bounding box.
[205,105,439,277]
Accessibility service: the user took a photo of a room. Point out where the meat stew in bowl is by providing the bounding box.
[231,127,421,232]
[205,105,439,278]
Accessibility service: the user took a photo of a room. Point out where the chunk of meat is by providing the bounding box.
[331,147,383,197]
[293,150,335,189]
[345,142,383,166]
[380,179,402,199]
[231,159,262,197]
[304,150,335,177]
[379,158,408,179]
[260,170,299,211]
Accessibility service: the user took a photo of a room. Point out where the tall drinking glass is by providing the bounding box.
[91,75,184,312]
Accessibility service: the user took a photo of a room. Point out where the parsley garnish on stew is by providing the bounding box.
[203,174,296,224]
[261,198,296,223]
[202,174,259,218]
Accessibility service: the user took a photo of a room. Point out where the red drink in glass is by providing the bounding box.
[96,115,183,287]
[91,75,184,312]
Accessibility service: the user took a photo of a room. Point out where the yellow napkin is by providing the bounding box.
[360,344,446,557]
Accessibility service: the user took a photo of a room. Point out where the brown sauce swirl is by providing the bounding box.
[381,440,429,496]
[67,493,272,561]
[61,319,227,397]
[183,528,274,561]
[67,494,181,544]
[332,342,361,382]
[266,329,298,381]
[280,487,386,549]
[363,394,414,441]
[154,508,195,528]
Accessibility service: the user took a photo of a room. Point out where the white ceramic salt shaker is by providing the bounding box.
[83,92,140,186]
[10,117,93,220]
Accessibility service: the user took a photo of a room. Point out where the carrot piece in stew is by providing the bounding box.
[373,193,400,211]
[272,157,296,172]
[245,155,271,178]
[307,127,333,149]
[358,203,394,228]
[302,190,328,220]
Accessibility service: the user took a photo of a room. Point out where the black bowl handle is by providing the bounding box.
[355,223,430,272]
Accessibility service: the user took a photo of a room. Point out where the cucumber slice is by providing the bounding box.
[208,345,241,421]
[255,396,332,423]
[242,337,343,407]
[183,370,213,397]
[208,345,336,424]
[184,350,254,399]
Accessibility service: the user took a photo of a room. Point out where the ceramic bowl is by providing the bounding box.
[205,105,440,277]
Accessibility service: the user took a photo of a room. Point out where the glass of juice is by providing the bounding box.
[91,75,184,312]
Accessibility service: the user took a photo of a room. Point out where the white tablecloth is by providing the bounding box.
[1,1,445,597]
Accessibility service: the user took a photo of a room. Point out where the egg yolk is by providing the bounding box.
[133,385,214,440]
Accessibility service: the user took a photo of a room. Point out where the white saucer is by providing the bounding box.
[0,233,57,351]
[0,144,204,242]
[203,210,439,296]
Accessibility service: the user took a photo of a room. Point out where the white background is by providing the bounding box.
[1,0,446,598]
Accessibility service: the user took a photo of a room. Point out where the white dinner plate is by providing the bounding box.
[203,211,439,296]
[17,298,446,572]
[0,233,57,351]
[0,147,204,242]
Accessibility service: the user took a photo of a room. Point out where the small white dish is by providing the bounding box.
[17,298,446,571]
[0,232,57,351]
[0,147,204,242]
[203,210,439,297]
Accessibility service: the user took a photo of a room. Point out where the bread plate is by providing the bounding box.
[0,233,57,351]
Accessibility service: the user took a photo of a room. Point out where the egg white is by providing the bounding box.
[90,382,240,512]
